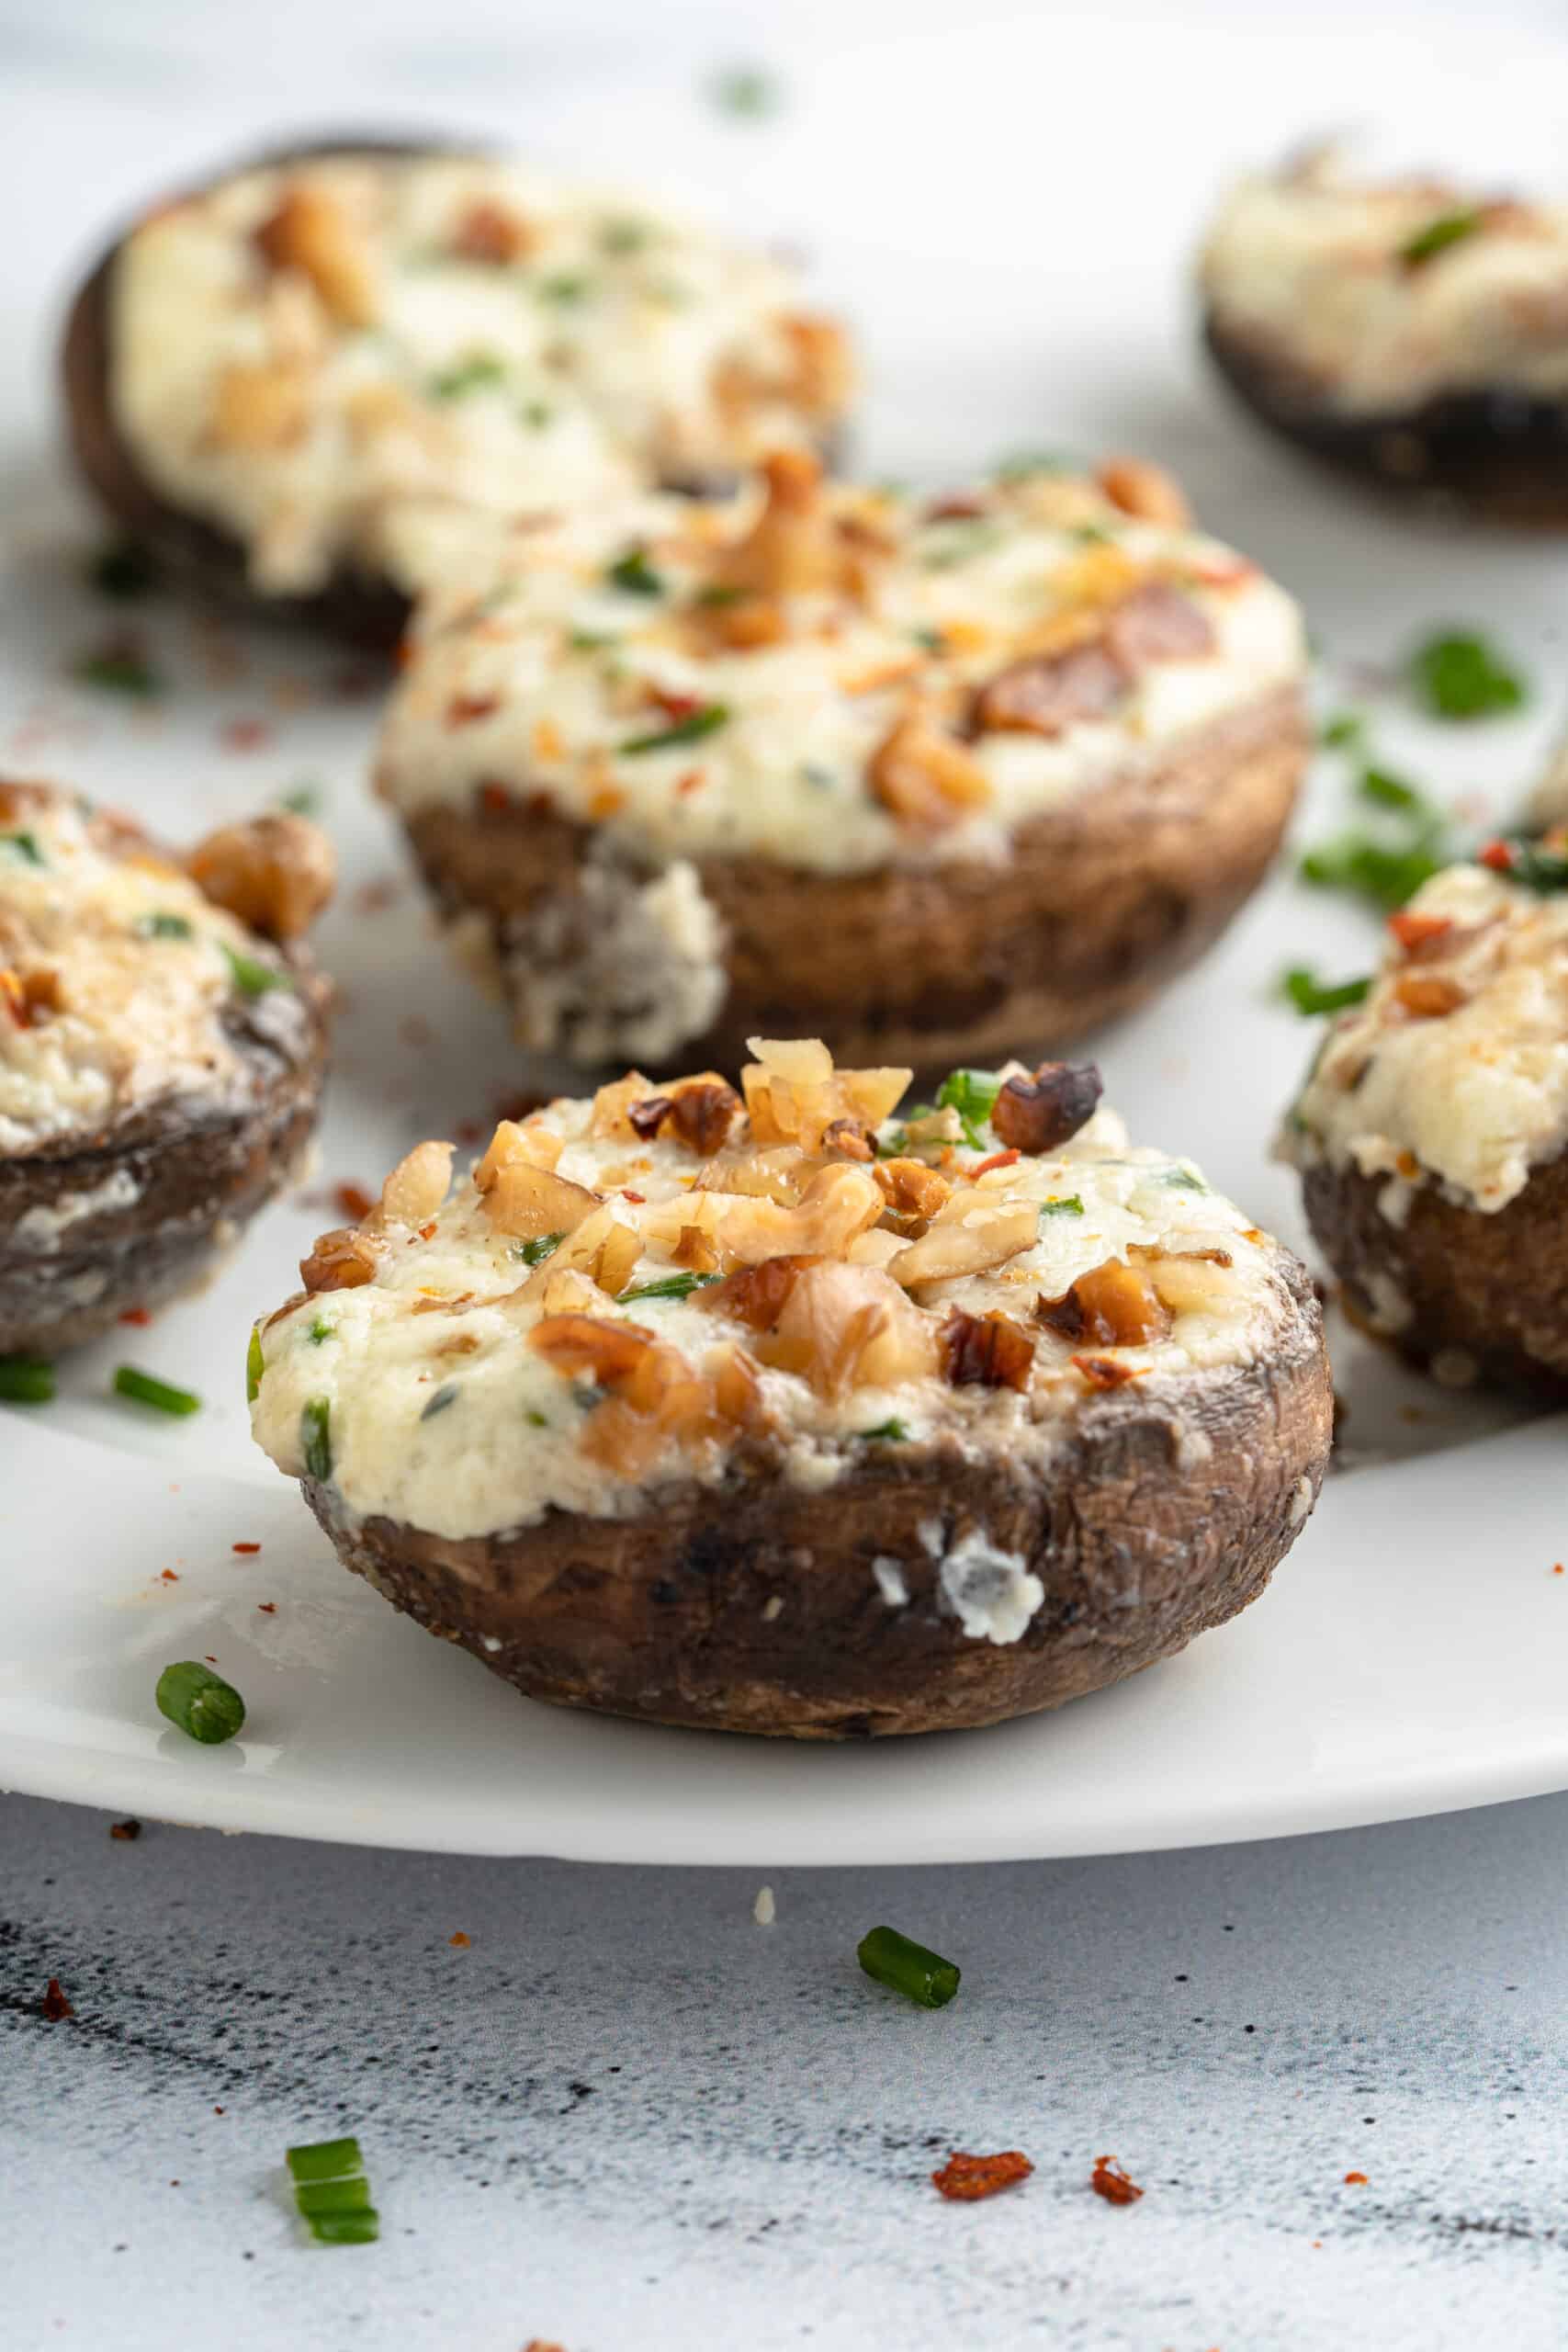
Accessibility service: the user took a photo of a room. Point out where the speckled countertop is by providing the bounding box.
[6,1789,1568,2349]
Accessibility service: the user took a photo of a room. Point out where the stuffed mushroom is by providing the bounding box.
[0,783,333,1354]
[62,139,853,640]
[1282,840,1568,1396]
[375,449,1308,1072]
[1201,150,1568,519]
[250,1037,1332,1738]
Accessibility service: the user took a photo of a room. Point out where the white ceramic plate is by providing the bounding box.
[1,11,1564,1858]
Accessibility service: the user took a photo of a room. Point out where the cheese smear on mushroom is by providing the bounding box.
[1283,863,1568,1213]
[252,1055,1297,1584]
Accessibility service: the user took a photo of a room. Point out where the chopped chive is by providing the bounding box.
[307,1317,334,1345]
[709,62,782,118]
[569,628,619,651]
[420,1382,459,1419]
[855,1418,909,1442]
[301,1398,333,1482]
[520,400,553,430]
[222,945,289,998]
[276,782,322,816]
[536,272,592,304]
[71,647,160,696]
[88,538,158,601]
[1358,763,1425,812]
[1281,966,1371,1017]
[155,1660,245,1746]
[246,1326,265,1403]
[429,353,505,400]
[920,519,1005,569]
[936,1068,1002,1150]
[136,910,193,939]
[1319,711,1364,749]
[2,829,44,865]
[600,217,650,255]
[857,1925,961,2009]
[620,703,729,755]
[306,2210,379,2245]
[1039,1195,1084,1219]
[515,1231,564,1267]
[994,448,1070,481]
[605,548,665,599]
[525,1408,549,1429]
[287,2137,365,2185]
[1402,209,1483,267]
[616,1272,723,1302]
[295,2177,373,2218]
[1160,1162,1209,1191]
[909,625,946,651]
[114,1365,201,1417]
[1409,629,1526,719]
[0,1354,55,1405]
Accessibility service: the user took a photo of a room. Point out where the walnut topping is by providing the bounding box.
[873,1157,952,1225]
[211,361,311,451]
[890,1195,1040,1286]
[1038,1259,1171,1348]
[628,1080,742,1155]
[642,1161,884,1268]
[475,1119,563,1186]
[940,1307,1035,1392]
[971,640,1126,738]
[1096,456,1191,526]
[1102,580,1215,666]
[776,313,855,418]
[1393,972,1467,1019]
[991,1062,1103,1153]
[973,581,1213,739]
[741,1040,909,1152]
[866,706,993,831]
[713,1258,937,1398]
[627,1094,672,1139]
[1,966,62,1026]
[714,447,845,599]
[482,1159,602,1240]
[301,1226,384,1292]
[254,184,378,326]
[821,1116,874,1161]
[450,199,533,265]
[379,1140,454,1226]
[187,812,335,941]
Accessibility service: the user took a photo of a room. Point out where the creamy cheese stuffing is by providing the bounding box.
[376,458,1304,878]
[1202,154,1568,412]
[1283,861,1568,1216]
[0,790,291,1154]
[111,153,849,596]
[251,1042,1295,1602]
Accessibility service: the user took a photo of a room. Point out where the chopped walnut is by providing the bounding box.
[1393,972,1466,1019]
[777,313,855,417]
[740,1040,909,1152]
[821,1117,874,1161]
[475,1119,564,1186]
[1039,1259,1171,1348]
[211,361,311,451]
[668,1081,742,1156]
[867,706,992,831]
[890,1195,1040,1286]
[483,1159,602,1240]
[972,640,1126,738]
[300,1227,383,1292]
[254,184,378,326]
[379,1141,454,1226]
[1097,457,1191,526]
[991,1062,1103,1153]
[450,199,533,264]
[747,1259,939,1397]
[714,447,844,598]
[941,1307,1035,1392]
[187,813,335,941]
[1102,580,1214,666]
[873,1157,952,1224]
[698,1254,815,1331]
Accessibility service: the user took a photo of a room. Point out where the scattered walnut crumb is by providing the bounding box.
[1343,2169,1369,2186]
[1089,2154,1143,2205]
[41,1977,74,2022]
[108,1819,141,1842]
[450,1930,472,1950]
[257,1602,276,1615]
[931,2150,1033,2201]
[231,1541,262,1555]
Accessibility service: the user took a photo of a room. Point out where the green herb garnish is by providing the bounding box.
[920,519,1005,570]
[114,1366,200,1418]
[420,1382,459,1419]
[1282,966,1372,1017]
[936,1068,1001,1150]
[155,1660,244,1746]
[1319,711,1365,750]
[88,539,158,601]
[709,62,782,118]
[600,218,650,255]
[525,1409,549,1429]
[288,2138,365,2185]
[429,353,506,400]
[222,945,288,998]
[693,582,744,607]
[855,1418,909,1443]
[857,1925,961,2010]
[246,1326,265,1404]
[1039,1196,1084,1219]
[519,401,553,430]
[1160,1163,1209,1192]
[301,1397,333,1482]
[71,647,160,697]
[1,831,44,865]
[307,1317,334,1345]
[1299,833,1446,911]
[516,1232,564,1268]
[536,272,592,305]
[277,782,322,816]
[909,626,947,652]
[616,1272,723,1303]
[0,1354,54,1405]
[286,2137,378,2243]
[296,2177,373,2218]
[605,547,665,599]
[994,448,1069,481]
[136,910,193,939]
[1410,630,1527,720]
[1358,763,1426,812]
[621,703,729,755]
[1475,835,1568,893]
[1402,209,1484,267]
[568,628,618,651]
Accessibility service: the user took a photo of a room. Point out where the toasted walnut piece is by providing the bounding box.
[475,1119,563,1189]
[1393,972,1467,1019]
[540,1204,641,1297]
[300,1226,383,1292]
[627,1094,673,1139]
[713,447,843,598]
[698,1254,817,1332]
[874,1158,953,1222]
[507,1264,604,1319]
[778,313,855,417]
[1040,1259,1171,1348]
[1136,1248,1237,1318]
[211,361,311,451]
[991,1062,1103,1153]
[941,1307,1035,1393]
[645,1161,884,1269]
[1102,580,1215,666]
[450,199,533,264]
[672,1223,722,1272]
[891,1195,1040,1287]
[528,1313,658,1387]
[972,640,1126,739]
[589,1070,659,1137]
[187,813,335,942]
[669,1081,742,1157]
[1097,457,1191,526]
[1074,1353,1140,1390]
[708,1341,770,1430]
[379,1141,454,1227]
[686,594,788,653]
[691,1145,807,1205]
[483,1160,602,1240]
[822,1117,874,1161]
[5,967,62,1025]
[254,185,378,326]
[756,1260,940,1397]
[868,706,993,831]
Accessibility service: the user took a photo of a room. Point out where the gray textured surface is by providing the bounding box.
[6,1788,1567,2348]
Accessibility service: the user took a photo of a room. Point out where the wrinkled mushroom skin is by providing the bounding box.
[1204,314,1568,526]
[0,956,330,1353]
[406,683,1307,1074]
[1303,1149,1568,1400]
[299,1256,1331,1738]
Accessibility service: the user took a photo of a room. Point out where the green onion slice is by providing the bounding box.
[620,702,729,755]
[114,1365,201,1417]
[0,1354,55,1404]
[246,1326,265,1403]
[295,2177,373,2217]
[301,1398,333,1482]
[857,1925,961,2009]
[616,1272,723,1302]
[1282,966,1372,1017]
[1039,1195,1084,1219]
[516,1231,564,1267]
[936,1068,1001,1149]
[287,2137,366,2185]
[155,1661,245,1746]
[855,1418,909,1442]
[605,547,665,598]
[306,2210,379,2245]
[222,945,289,998]
[1402,209,1483,267]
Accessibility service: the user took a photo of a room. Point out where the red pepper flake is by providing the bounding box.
[109,1819,141,1841]
[449,694,501,728]
[231,1541,261,1555]
[419,1220,438,1240]
[158,1568,180,1584]
[621,1189,646,1204]
[674,767,706,797]
[1554,1564,1564,1577]
[1090,2154,1144,2206]
[220,716,272,752]
[1478,838,1516,873]
[931,2149,1033,2202]
[1073,1353,1139,1390]
[41,1977,74,2022]
[449,1930,471,1949]
[970,1148,1021,1180]
[479,780,513,813]
[1388,910,1452,954]
[257,1602,277,1615]
[648,686,700,722]
[118,1306,152,1327]
[334,1182,375,1221]
[1343,2169,1369,2186]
